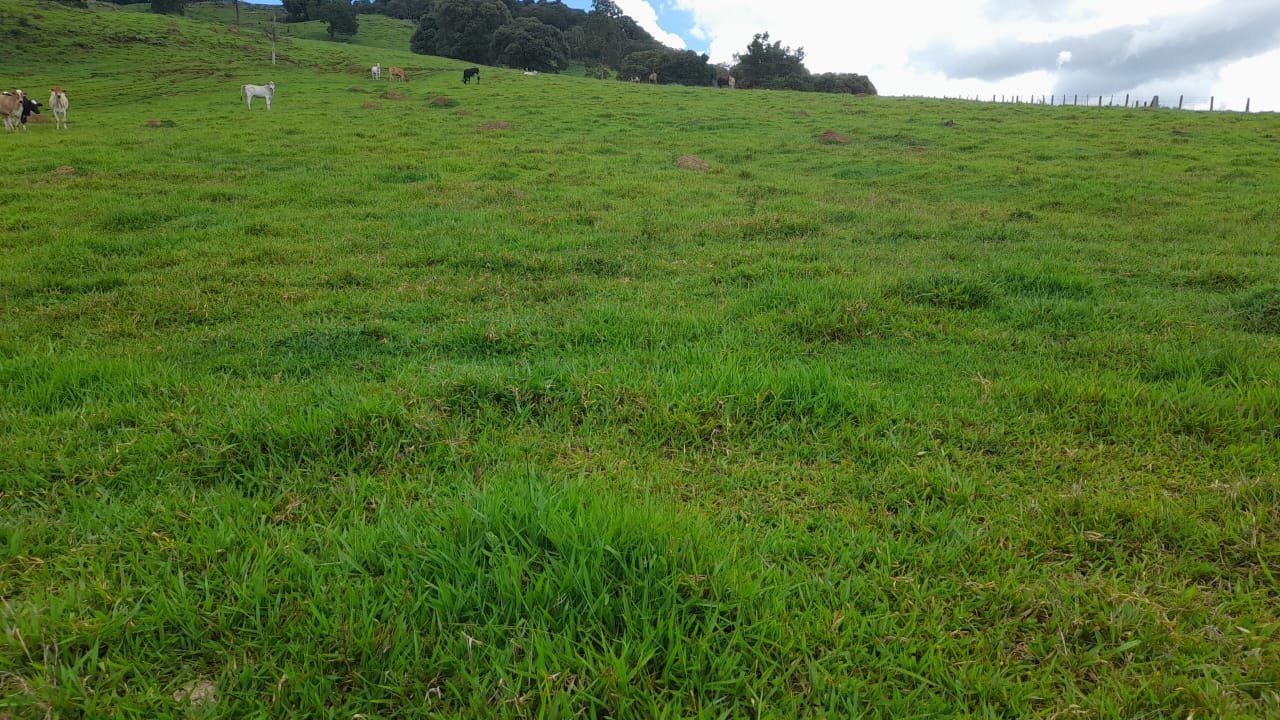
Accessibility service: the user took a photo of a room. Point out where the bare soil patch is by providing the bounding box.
[676,155,711,171]
[818,130,849,145]
[479,120,511,131]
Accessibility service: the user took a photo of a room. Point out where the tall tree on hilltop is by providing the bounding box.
[733,32,810,90]
[309,0,359,38]
[412,0,511,62]
[491,17,569,72]
[582,0,625,69]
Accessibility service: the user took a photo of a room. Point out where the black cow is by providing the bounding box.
[462,67,480,85]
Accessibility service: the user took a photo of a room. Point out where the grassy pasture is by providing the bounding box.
[2,0,1279,717]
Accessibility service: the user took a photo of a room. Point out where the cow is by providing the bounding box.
[648,72,657,84]
[2,90,38,131]
[462,67,480,84]
[728,75,736,89]
[19,96,41,128]
[241,81,275,110]
[49,87,68,129]
[371,63,381,81]
[387,66,408,82]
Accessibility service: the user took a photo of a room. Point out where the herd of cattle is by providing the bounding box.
[2,87,68,130]
[7,63,667,125]
[368,64,481,85]
[233,65,484,113]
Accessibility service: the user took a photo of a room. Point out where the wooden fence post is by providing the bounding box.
[1178,95,1183,110]
[1124,93,1129,108]
[1210,96,1214,111]
[1245,98,1251,113]
[1074,94,1078,105]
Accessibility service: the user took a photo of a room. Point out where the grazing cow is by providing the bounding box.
[49,87,69,129]
[242,81,276,110]
[371,63,381,81]
[522,70,538,76]
[462,67,480,84]
[387,66,408,82]
[728,75,736,89]
[648,72,657,84]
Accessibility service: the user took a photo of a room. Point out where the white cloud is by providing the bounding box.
[615,0,687,49]
[666,0,1280,110]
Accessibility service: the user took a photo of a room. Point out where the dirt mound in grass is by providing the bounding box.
[676,155,711,171]
[818,129,849,144]
[27,114,50,124]
[144,119,176,128]
[381,91,403,100]
[361,101,379,109]
[430,96,457,107]
[51,166,76,176]
[479,120,511,131]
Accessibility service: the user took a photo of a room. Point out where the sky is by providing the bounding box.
[561,0,1280,111]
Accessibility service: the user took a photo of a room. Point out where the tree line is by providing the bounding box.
[124,0,875,94]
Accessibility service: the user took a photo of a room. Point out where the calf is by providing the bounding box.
[241,81,276,110]
[648,72,657,84]
[49,87,69,129]
[371,63,381,81]
[462,67,480,84]
[387,66,408,82]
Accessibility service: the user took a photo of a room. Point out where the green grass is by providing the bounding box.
[2,0,1279,717]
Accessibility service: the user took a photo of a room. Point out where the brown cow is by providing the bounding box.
[648,72,657,84]
[2,90,29,131]
[387,66,408,82]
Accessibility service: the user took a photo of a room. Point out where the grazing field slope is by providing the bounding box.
[1,1,1278,717]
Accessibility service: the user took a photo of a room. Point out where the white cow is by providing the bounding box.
[241,82,276,110]
[49,87,69,129]
[371,63,381,81]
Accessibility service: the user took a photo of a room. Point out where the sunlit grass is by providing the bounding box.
[2,0,1278,717]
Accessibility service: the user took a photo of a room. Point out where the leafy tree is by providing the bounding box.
[311,0,359,38]
[412,0,511,63]
[491,17,569,72]
[732,32,809,90]
[150,0,186,14]
[516,0,580,31]
[281,0,311,21]
[619,48,714,86]
[580,0,625,68]
[811,72,877,95]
